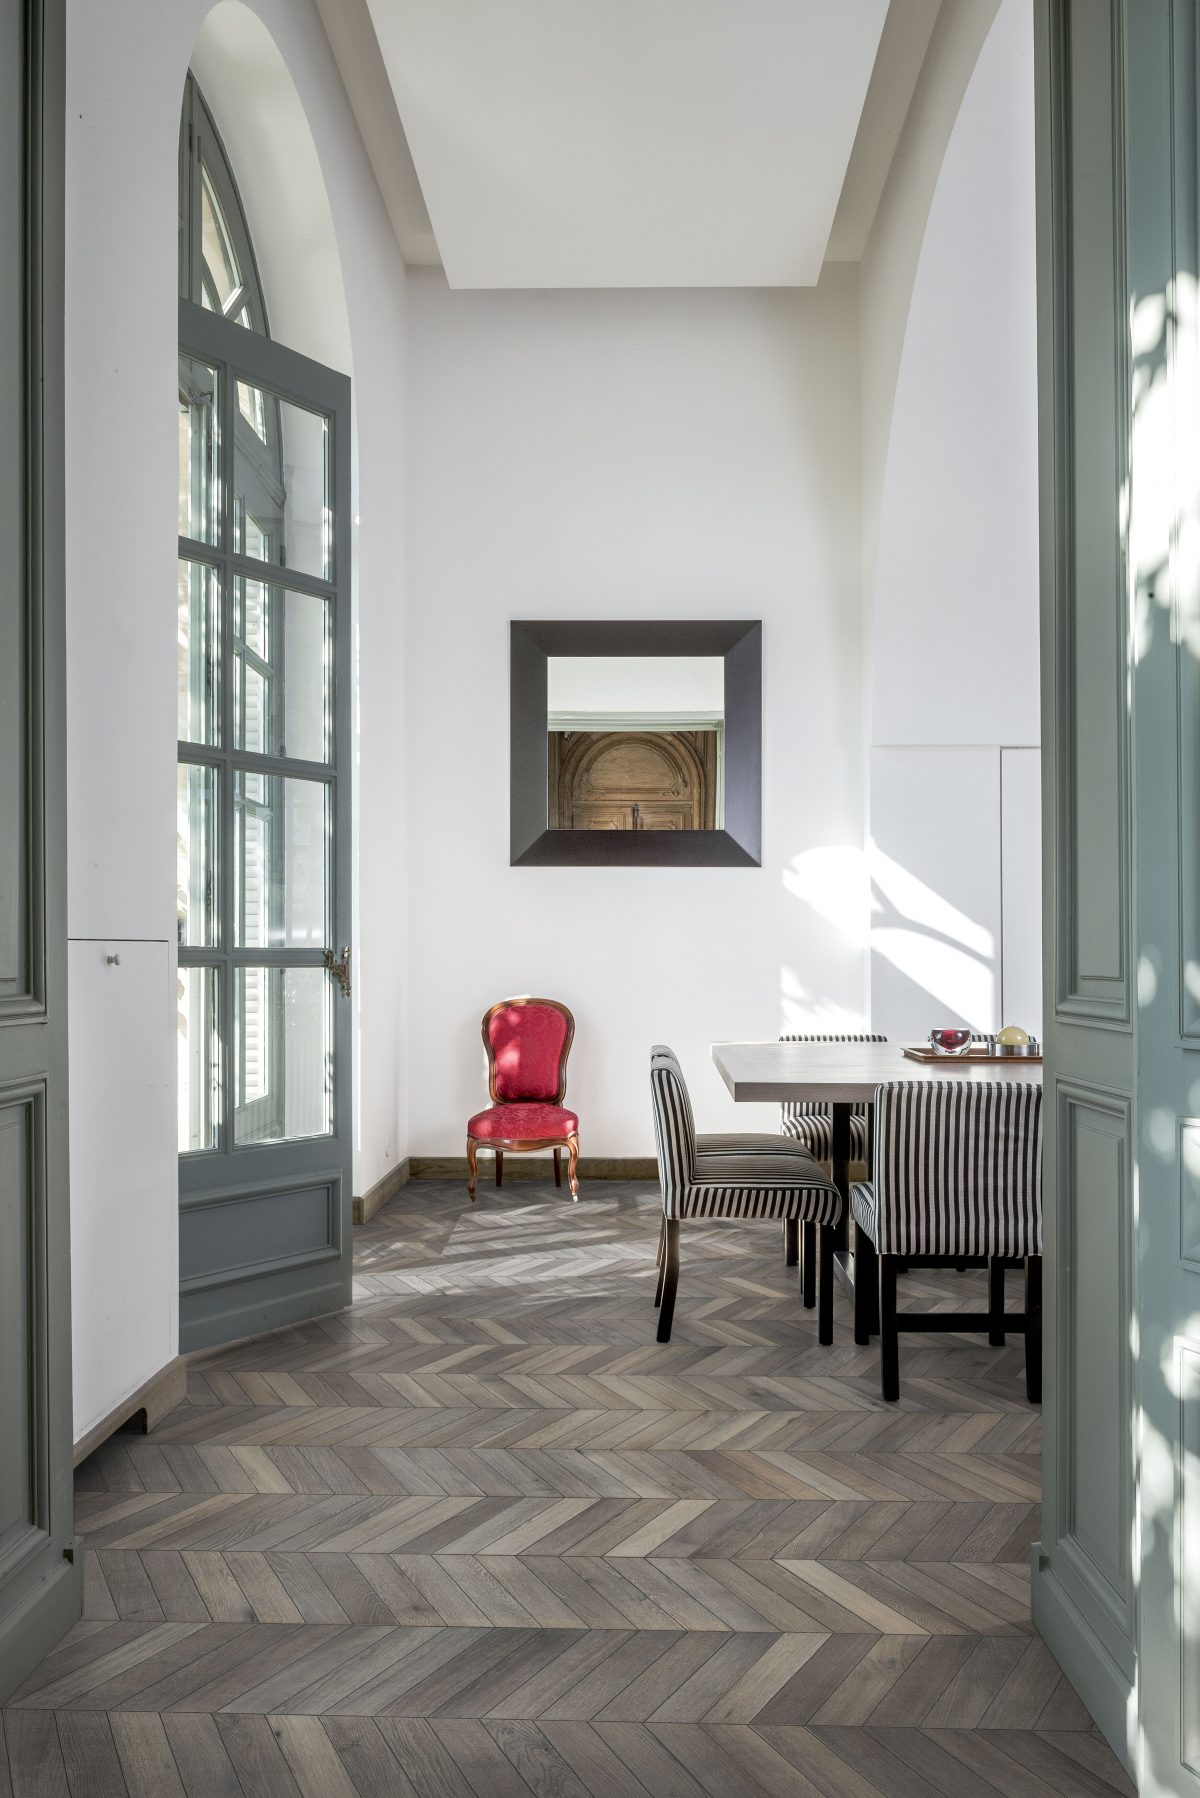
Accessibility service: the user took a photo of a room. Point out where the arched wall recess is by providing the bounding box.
[178,2,364,1354]
[65,0,408,1447]
[190,2,351,374]
[863,0,1040,1044]
[182,0,412,1230]
[859,0,1001,653]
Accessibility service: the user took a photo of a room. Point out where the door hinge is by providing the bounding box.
[323,946,351,999]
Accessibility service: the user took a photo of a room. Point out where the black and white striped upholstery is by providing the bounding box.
[850,1080,1043,1258]
[650,1046,841,1225]
[778,1033,886,1162]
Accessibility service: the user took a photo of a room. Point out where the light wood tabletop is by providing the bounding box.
[711,1038,1044,1105]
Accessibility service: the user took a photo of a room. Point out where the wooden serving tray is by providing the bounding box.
[901,1045,1043,1065]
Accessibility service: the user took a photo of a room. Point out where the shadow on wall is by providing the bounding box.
[782,840,997,1036]
[869,839,995,1030]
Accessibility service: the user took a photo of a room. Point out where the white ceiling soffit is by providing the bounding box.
[314,0,440,266]
[365,0,891,289]
[825,0,943,261]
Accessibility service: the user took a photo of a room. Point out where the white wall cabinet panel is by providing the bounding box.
[1000,746,1042,1033]
[869,746,1002,1039]
[68,939,176,1442]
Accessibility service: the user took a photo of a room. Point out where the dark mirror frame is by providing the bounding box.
[510,620,761,867]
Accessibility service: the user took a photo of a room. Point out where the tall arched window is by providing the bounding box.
[179,75,269,336]
[175,70,354,1350]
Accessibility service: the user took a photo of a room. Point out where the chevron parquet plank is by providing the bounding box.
[4,1181,1133,1796]
[108,1714,185,1798]
[159,1715,242,1798]
[2,1710,68,1798]
[53,1712,126,1798]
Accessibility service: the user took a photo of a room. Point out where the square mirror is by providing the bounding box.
[547,656,725,831]
[511,621,760,866]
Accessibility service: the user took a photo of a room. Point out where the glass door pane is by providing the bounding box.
[234,577,331,762]
[235,966,332,1143]
[177,763,218,947]
[235,772,328,949]
[178,355,220,545]
[178,966,220,1152]
[178,560,221,745]
[234,387,330,578]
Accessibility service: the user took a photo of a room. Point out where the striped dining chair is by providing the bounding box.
[849,1081,1043,1402]
[778,1033,888,1163]
[649,1046,843,1345]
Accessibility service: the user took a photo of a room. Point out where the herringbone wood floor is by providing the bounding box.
[4,1180,1133,1796]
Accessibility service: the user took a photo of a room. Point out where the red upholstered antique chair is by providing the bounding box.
[467,998,580,1199]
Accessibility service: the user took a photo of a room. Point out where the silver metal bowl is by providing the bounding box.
[992,1041,1041,1058]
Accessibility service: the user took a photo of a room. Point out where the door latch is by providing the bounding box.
[323,945,351,999]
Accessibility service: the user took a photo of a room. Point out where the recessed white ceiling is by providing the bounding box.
[363,0,891,289]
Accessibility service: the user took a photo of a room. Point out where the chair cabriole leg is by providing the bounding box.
[554,1147,562,1188]
[466,1140,478,1201]
[1025,1254,1043,1404]
[880,1254,900,1401]
[988,1256,1006,1347]
[495,1150,503,1188]
[784,1217,799,1267]
[817,1223,835,1346]
[657,1219,680,1342]
[567,1132,580,1199]
[802,1221,816,1308]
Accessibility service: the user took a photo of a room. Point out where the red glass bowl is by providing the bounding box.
[929,1028,972,1056]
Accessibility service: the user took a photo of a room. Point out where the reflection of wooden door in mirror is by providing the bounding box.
[549,731,717,830]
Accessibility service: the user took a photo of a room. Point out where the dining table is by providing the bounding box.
[710,1038,1044,1298]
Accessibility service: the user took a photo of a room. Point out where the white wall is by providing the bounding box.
[863,0,1040,1038]
[405,271,866,1151]
[64,0,408,1438]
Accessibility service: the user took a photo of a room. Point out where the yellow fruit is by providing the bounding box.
[996,1024,1030,1046]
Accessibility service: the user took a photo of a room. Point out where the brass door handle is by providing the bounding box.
[323,946,351,999]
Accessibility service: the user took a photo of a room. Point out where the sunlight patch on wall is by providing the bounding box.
[868,837,996,1029]
[870,928,995,1024]
[779,963,867,1034]
[870,839,994,959]
[782,845,871,945]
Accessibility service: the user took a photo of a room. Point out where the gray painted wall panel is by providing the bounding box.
[1033,0,1136,1768]
[1035,2,1200,1783]
[180,1180,336,1288]
[0,0,22,995]
[1180,1342,1200,1778]
[1063,1093,1130,1611]
[1056,3,1131,1019]
[0,0,80,1702]
[0,1105,31,1551]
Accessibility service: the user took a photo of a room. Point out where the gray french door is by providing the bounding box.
[0,0,79,1701]
[177,298,352,1352]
